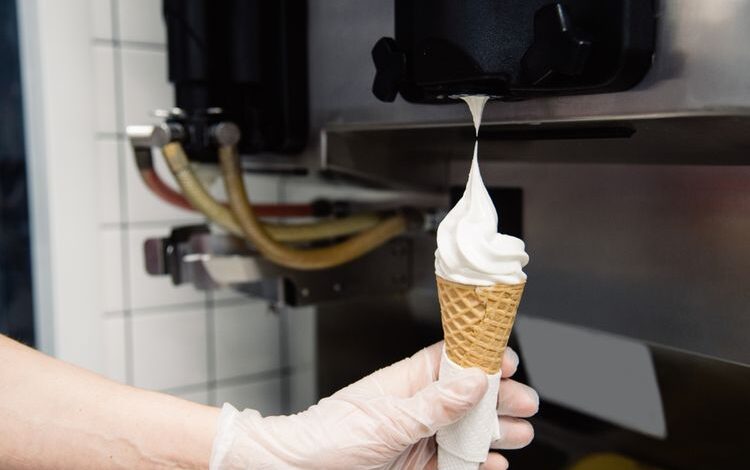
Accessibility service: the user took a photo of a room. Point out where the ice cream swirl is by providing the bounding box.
[435,143,529,285]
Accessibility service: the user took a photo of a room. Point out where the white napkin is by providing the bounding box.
[436,348,501,470]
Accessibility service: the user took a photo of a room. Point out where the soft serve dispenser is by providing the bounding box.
[372,0,656,102]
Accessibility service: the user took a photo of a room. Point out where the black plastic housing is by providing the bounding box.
[373,0,657,103]
[163,0,308,160]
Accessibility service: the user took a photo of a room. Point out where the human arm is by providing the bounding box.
[0,334,220,469]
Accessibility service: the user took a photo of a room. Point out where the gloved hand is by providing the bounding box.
[210,342,538,470]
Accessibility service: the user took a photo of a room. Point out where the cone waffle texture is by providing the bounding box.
[437,276,525,374]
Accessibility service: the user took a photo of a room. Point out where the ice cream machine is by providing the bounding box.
[126,1,750,468]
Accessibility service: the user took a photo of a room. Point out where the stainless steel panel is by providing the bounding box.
[319,146,750,365]
[455,160,750,365]
[322,114,750,189]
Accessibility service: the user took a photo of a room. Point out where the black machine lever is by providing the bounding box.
[372,38,406,102]
[521,3,592,86]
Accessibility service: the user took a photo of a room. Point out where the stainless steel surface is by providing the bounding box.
[457,160,750,366]
[308,1,750,130]
[318,151,750,366]
[322,113,750,190]
[312,156,750,365]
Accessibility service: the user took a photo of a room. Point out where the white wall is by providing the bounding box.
[19,0,317,414]
[18,0,101,373]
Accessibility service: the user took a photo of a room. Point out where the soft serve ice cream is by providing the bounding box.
[435,96,529,470]
[435,142,528,286]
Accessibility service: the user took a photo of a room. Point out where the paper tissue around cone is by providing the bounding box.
[437,276,525,374]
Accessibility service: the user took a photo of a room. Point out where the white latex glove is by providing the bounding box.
[210,342,537,470]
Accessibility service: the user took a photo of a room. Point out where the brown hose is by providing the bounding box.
[218,144,407,270]
[161,142,389,244]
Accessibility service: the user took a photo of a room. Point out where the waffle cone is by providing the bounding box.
[437,276,525,374]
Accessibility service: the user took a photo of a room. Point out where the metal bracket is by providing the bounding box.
[144,225,413,307]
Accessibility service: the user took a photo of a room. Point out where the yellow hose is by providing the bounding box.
[162,143,243,236]
[161,143,384,243]
[266,213,381,243]
[218,144,407,270]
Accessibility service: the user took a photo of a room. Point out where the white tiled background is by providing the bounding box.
[86,0,317,413]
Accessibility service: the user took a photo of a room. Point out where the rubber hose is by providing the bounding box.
[137,148,315,216]
[265,213,381,243]
[254,203,313,218]
[140,167,316,217]
[218,144,407,270]
[162,143,244,235]
[161,142,388,244]
[140,168,195,211]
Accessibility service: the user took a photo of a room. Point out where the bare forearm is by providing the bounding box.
[0,335,219,469]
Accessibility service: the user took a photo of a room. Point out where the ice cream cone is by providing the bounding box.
[437,276,525,375]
